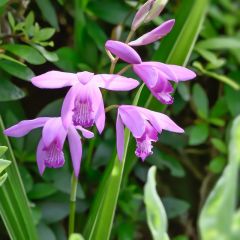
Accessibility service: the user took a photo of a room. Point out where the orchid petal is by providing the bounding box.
[61,84,80,129]
[4,117,50,137]
[90,86,105,134]
[36,138,46,175]
[144,62,196,82]
[129,19,175,46]
[76,71,94,85]
[76,126,94,139]
[105,40,142,64]
[92,74,139,91]
[31,71,78,89]
[139,107,184,133]
[133,64,158,87]
[68,126,82,177]
[119,106,145,138]
[42,118,67,148]
[116,112,125,161]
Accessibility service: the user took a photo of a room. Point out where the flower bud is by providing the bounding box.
[131,0,169,31]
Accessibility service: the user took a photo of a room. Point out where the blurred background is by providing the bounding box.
[0,0,240,239]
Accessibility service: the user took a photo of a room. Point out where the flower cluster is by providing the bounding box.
[4,0,196,177]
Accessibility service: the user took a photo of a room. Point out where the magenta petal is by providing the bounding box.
[76,71,94,85]
[68,126,82,177]
[139,107,184,133]
[133,64,158,87]
[119,106,145,138]
[61,84,80,129]
[4,117,50,137]
[91,86,105,134]
[105,40,142,64]
[42,118,67,148]
[31,71,78,89]
[36,138,46,175]
[129,19,175,46]
[76,126,94,139]
[144,62,196,82]
[116,113,125,161]
[93,74,139,91]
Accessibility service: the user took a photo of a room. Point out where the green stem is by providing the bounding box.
[105,105,119,113]
[69,173,78,236]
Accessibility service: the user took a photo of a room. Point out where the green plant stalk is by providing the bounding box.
[69,173,78,235]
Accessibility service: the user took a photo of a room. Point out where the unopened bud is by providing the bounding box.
[131,0,169,31]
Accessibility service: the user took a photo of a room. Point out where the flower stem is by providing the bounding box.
[69,173,78,236]
[117,65,131,75]
[105,105,119,113]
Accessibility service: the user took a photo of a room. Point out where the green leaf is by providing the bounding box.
[0,77,26,101]
[69,233,85,240]
[86,19,107,51]
[0,0,8,7]
[2,44,46,65]
[28,183,57,200]
[33,28,55,42]
[208,156,226,174]
[187,123,209,146]
[0,117,38,239]
[144,166,169,240]
[192,83,209,118]
[88,1,131,25]
[7,12,15,29]
[35,0,59,30]
[162,197,190,219]
[211,138,227,154]
[0,59,35,80]
[32,45,58,62]
[0,146,7,157]
[225,71,240,116]
[199,115,240,239]
[196,37,240,50]
[54,47,79,72]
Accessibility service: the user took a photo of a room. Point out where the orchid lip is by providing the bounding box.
[43,140,65,168]
[72,97,95,128]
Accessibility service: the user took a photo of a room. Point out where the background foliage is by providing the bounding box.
[0,0,240,239]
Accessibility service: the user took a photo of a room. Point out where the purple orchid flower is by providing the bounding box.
[31,71,139,133]
[105,40,196,104]
[4,117,94,176]
[116,105,184,161]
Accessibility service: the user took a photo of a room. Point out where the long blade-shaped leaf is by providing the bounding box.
[144,166,169,240]
[0,116,38,240]
[199,115,240,240]
[84,0,209,239]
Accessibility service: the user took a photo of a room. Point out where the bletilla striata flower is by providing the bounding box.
[105,39,196,104]
[4,117,93,176]
[116,105,184,161]
[31,71,139,133]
